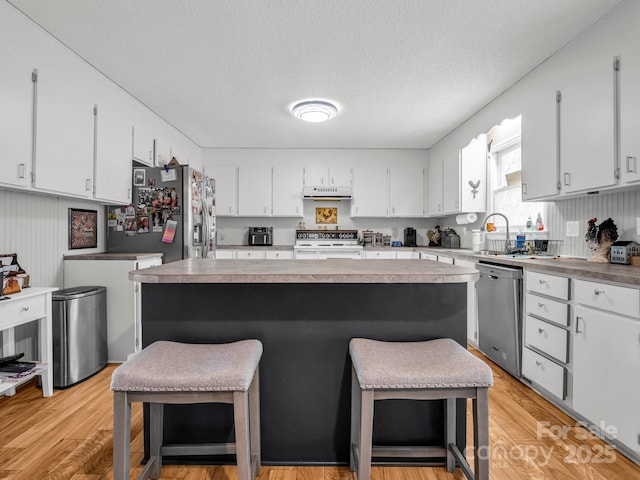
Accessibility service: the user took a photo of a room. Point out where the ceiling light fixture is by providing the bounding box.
[292,100,338,123]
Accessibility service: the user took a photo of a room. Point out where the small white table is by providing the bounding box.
[0,287,56,397]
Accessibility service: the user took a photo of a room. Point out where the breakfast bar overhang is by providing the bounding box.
[130,258,479,465]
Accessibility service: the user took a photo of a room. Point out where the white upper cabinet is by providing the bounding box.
[304,166,351,186]
[208,165,238,216]
[0,4,32,189]
[426,156,444,216]
[521,85,560,201]
[32,38,95,198]
[238,166,272,216]
[272,167,303,217]
[619,50,640,185]
[93,79,133,204]
[559,53,617,194]
[131,102,156,166]
[389,167,424,217]
[351,167,388,217]
[443,134,487,214]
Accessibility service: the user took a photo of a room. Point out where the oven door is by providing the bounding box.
[317,248,363,260]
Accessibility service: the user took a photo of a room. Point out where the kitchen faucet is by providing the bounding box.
[480,212,513,253]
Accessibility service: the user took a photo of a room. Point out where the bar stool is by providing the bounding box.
[349,337,493,480]
[111,339,262,480]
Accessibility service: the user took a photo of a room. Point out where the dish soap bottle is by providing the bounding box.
[526,215,533,230]
[535,212,544,231]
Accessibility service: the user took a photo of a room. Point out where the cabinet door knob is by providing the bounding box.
[536,361,543,367]
[538,328,545,334]
[538,279,547,285]
[594,288,605,296]
[22,306,30,311]
[537,302,545,308]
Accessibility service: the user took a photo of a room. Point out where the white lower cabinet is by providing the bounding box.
[265,250,293,260]
[395,250,419,259]
[523,270,570,400]
[420,252,438,261]
[215,249,236,259]
[364,250,396,259]
[522,348,566,400]
[236,250,266,260]
[63,256,162,362]
[455,259,479,347]
[573,298,640,454]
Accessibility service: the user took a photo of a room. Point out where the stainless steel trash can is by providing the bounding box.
[52,286,107,388]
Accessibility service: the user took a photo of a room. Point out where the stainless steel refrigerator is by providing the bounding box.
[107,165,216,263]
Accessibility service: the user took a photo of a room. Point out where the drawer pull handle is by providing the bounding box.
[538,279,547,285]
[537,302,545,308]
[22,306,30,312]
[594,288,605,296]
[536,361,543,367]
[538,328,545,334]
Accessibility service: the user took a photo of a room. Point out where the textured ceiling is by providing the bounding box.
[8,0,624,149]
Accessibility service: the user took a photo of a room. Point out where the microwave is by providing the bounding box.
[248,226,273,246]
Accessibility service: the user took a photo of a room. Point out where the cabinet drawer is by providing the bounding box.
[265,250,293,260]
[215,250,235,259]
[365,250,396,259]
[522,347,566,399]
[236,250,266,260]
[526,271,569,300]
[525,316,568,363]
[525,292,569,326]
[1,295,46,327]
[573,279,639,317]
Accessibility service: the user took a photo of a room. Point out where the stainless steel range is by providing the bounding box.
[294,230,363,259]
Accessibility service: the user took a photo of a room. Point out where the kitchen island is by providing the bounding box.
[130,258,478,465]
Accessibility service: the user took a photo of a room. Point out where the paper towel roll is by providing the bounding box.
[455,213,478,225]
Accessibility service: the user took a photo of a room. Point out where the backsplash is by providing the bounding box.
[547,189,640,258]
[217,200,434,246]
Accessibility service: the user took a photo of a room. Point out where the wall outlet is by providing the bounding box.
[566,221,580,237]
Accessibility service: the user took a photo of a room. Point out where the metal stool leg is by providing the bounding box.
[350,367,360,472]
[474,388,490,480]
[112,391,130,480]
[357,388,374,480]
[249,367,261,477]
[149,403,163,479]
[234,390,252,480]
[445,397,456,472]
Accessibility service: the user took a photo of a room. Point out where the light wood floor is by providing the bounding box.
[1,350,639,480]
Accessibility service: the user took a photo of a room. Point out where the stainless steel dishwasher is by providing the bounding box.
[476,262,523,377]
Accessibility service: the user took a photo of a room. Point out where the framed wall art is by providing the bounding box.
[69,208,98,249]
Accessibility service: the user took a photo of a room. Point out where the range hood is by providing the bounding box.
[302,185,352,200]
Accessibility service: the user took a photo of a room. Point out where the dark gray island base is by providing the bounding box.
[134,259,476,465]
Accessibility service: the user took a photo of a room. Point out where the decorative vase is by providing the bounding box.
[587,240,612,263]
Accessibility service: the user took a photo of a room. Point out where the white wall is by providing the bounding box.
[203,148,434,246]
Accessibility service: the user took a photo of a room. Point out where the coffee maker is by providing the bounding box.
[404,227,417,247]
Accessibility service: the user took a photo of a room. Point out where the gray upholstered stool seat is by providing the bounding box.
[349,338,493,480]
[111,340,262,480]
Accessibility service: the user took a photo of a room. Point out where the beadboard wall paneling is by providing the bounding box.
[1,188,106,288]
[1,188,106,358]
[547,189,640,258]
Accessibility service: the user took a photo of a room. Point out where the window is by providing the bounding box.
[488,116,546,232]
